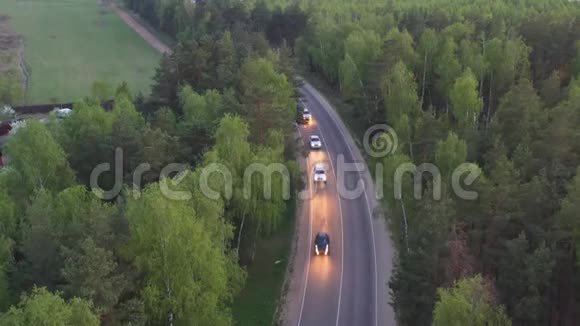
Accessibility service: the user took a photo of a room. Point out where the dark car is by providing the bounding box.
[295,109,306,124]
[296,102,307,125]
[0,121,12,137]
[314,232,330,256]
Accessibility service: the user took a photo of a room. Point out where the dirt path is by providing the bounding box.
[109,3,172,55]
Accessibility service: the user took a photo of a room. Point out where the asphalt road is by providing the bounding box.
[284,82,396,326]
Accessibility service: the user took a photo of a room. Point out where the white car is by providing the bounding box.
[8,119,26,135]
[309,135,322,149]
[55,108,72,119]
[302,108,311,122]
[313,163,327,183]
[1,106,15,120]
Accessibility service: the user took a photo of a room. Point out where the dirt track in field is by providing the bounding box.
[109,3,172,55]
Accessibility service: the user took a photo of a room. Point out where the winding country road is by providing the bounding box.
[112,7,396,325]
[282,82,396,326]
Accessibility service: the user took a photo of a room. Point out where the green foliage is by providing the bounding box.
[247,130,289,235]
[55,100,114,186]
[492,79,542,154]
[150,106,178,136]
[0,287,99,326]
[449,68,482,126]
[435,132,467,178]
[412,111,449,163]
[124,183,244,325]
[539,71,563,108]
[61,238,125,313]
[383,28,418,71]
[484,37,531,117]
[0,28,296,320]
[379,153,413,217]
[280,0,580,324]
[458,39,487,85]
[0,235,14,310]
[339,54,363,101]
[111,94,146,180]
[343,29,382,83]
[55,96,183,188]
[238,57,295,143]
[557,167,580,267]
[0,68,23,106]
[573,41,580,78]
[418,28,439,104]
[433,275,511,326]
[393,114,412,157]
[434,37,462,107]
[215,31,238,89]
[17,186,117,293]
[141,126,179,183]
[211,115,253,176]
[180,85,225,127]
[497,233,555,325]
[5,120,74,194]
[206,115,293,243]
[4,0,580,324]
[383,61,420,123]
[302,16,354,84]
[90,81,112,104]
[0,190,17,239]
[389,248,437,326]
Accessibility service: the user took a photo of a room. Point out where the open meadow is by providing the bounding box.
[0,0,161,104]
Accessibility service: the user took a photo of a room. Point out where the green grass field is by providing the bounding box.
[0,0,161,104]
[233,200,296,326]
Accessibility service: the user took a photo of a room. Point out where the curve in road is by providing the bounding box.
[284,82,396,326]
[106,6,395,325]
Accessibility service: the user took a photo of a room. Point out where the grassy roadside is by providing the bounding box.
[232,199,296,326]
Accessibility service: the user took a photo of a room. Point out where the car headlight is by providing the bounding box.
[325,244,329,255]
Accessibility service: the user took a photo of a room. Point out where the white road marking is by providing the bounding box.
[299,104,344,325]
[305,85,379,326]
[307,106,345,326]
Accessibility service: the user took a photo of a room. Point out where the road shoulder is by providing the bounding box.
[276,124,311,326]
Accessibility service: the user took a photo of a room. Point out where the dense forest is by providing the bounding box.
[1,0,580,324]
[286,1,580,325]
[0,3,301,323]
[126,0,580,324]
